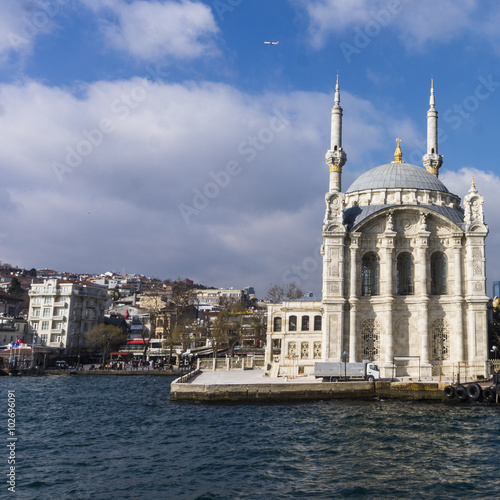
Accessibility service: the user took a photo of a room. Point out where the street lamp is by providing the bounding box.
[342,351,348,380]
[491,345,498,359]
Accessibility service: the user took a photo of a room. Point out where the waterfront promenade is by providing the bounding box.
[170,367,450,402]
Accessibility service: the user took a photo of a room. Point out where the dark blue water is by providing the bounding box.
[1,375,499,500]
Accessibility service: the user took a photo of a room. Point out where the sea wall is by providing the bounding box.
[170,380,449,402]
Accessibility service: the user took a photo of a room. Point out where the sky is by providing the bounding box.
[1,0,500,298]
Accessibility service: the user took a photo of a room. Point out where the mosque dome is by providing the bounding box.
[346,161,449,194]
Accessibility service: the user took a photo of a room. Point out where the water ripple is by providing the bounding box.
[1,376,499,499]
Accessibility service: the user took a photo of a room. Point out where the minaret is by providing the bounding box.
[422,79,443,176]
[325,76,347,191]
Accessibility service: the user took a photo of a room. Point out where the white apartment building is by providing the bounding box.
[194,288,250,309]
[28,279,108,352]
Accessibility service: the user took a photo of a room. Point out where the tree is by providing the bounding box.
[85,324,127,364]
[249,313,267,348]
[209,308,232,358]
[110,286,121,301]
[8,277,22,297]
[266,283,304,303]
[171,278,195,321]
[162,319,184,362]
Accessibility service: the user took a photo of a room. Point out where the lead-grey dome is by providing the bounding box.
[346,162,449,193]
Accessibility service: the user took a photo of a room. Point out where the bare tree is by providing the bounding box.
[266,283,304,303]
[85,324,127,364]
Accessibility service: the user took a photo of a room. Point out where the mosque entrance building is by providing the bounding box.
[265,80,489,380]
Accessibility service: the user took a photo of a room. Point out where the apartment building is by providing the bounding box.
[28,279,108,352]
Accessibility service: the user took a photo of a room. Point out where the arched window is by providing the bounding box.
[314,315,322,331]
[361,252,380,296]
[397,252,414,295]
[430,252,448,295]
[273,317,282,332]
[432,319,450,360]
[289,315,297,331]
[301,316,309,331]
[361,319,381,361]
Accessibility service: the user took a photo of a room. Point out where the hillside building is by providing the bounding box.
[28,279,108,353]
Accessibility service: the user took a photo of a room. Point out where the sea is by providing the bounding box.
[1,374,499,500]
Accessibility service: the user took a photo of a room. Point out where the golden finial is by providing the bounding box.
[391,138,405,163]
[471,176,475,188]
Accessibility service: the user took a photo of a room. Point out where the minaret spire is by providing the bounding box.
[423,79,443,176]
[334,74,340,105]
[325,75,347,192]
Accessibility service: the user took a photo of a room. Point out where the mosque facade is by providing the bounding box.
[265,81,489,379]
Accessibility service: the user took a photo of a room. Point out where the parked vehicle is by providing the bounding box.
[314,360,380,381]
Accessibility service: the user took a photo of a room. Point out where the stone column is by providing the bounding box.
[349,236,359,362]
[420,300,430,364]
[383,241,395,364]
[416,231,430,364]
[453,242,465,361]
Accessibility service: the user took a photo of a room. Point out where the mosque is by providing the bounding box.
[265,80,489,380]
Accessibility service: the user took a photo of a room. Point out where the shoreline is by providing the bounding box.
[44,369,180,376]
[170,369,452,402]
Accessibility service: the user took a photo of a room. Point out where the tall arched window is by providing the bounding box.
[361,252,380,296]
[361,319,381,361]
[430,252,448,295]
[432,319,450,360]
[314,315,322,331]
[397,252,415,295]
[273,317,282,332]
[301,316,309,331]
[289,315,297,331]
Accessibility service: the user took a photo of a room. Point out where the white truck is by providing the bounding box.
[314,361,380,381]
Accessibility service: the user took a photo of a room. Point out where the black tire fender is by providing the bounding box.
[455,384,468,401]
[496,384,500,396]
[482,387,495,403]
[444,385,455,398]
[466,383,482,401]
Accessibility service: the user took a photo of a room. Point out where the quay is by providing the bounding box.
[170,367,451,402]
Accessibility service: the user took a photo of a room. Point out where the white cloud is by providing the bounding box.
[81,0,219,62]
[0,77,400,294]
[0,0,62,61]
[1,77,497,295]
[296,0,484,50]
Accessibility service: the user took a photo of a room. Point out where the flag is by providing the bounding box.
[16,338,24,344]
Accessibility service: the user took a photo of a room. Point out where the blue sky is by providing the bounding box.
[1,0,499,297]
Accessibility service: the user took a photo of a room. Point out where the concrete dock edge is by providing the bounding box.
[170,378,450,402]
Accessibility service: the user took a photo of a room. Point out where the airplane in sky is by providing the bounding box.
[264,41,279,45]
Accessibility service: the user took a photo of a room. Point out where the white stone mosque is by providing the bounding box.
[265,79,489,380]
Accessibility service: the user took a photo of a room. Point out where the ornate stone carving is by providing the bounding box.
[330,263,339,276]
[464,178,485,225]
[324,191,345,224]
[313,342,322,359]
[432,319,450,360]
[419,212,427,231]
[300,342,309,359]
[396,213,419,234]
[361,319,381,361]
